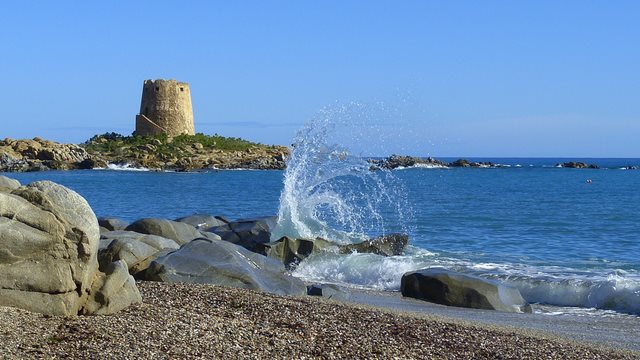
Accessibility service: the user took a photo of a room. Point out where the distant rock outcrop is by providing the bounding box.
[556,161,600,169]
[0,137,105,172]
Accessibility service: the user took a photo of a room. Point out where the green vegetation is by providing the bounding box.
[82,132,268,153]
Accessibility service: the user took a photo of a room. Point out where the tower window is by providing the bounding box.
[155,87,159,91]
[180,87,184,92]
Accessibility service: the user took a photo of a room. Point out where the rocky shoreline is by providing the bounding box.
[1,135,627,173]
[1,175,638,358]
[0,134,289,172]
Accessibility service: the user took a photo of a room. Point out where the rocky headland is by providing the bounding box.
[0,133,289,172]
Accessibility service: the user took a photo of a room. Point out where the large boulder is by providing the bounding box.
[400,268,531,313]
[125,218,219,245]
[175,214,228,230]
[0,181,140,315]
[98,230,180,276]
[143,238,306,296]
[0,175,20,191]
[205,216,277,254]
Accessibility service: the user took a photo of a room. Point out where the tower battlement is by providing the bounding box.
[135,79,195,136]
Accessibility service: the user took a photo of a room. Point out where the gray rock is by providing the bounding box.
[143,238,306,296]
[125,218,210,245]
[400,268,532,313]
[175,214,228,230]
[0,175,20,191]
[206,216,277,254]
[307,284,351,301]
[82,260,142,315]
[98,230,180,275]
[0,180,139,315]
[98,217,129,231]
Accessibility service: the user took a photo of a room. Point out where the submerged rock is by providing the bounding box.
[401,268,531,313]
[0,180,140,315]
[142,238,306,296]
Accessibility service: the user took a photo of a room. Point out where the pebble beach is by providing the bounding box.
[1,281,636,360]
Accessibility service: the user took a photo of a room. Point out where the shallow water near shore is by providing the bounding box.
[5,161,640,316]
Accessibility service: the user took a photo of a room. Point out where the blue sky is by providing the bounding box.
[1,1,638,157]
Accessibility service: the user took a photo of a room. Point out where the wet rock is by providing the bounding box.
[266,236,335,268]
[401,268,531,313]
[143,238,306,296]
[342,233,408,256]
[267,234,408,268]
[307,284,351,301]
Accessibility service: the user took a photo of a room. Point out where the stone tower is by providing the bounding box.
[135,79,195,136]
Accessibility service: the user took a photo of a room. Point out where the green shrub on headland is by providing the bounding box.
[82,132,268,153]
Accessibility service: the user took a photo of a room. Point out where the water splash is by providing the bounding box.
[271,102,413,244]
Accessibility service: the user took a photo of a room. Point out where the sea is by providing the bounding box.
[3,114,639,318]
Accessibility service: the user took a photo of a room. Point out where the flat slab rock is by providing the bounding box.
[401,268,532,313]
[143,238,306,296]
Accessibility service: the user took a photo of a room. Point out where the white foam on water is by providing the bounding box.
[292,248,640,315]
[94,163,151,171]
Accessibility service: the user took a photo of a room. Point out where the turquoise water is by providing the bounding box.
[4,161,640,314]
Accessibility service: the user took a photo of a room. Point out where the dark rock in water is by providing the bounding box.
[556,161,600,169]
[175,214,228,230]
[143,238,307,296]
[98,230,180,276]
[125,218,220,245]
[448,159,495,168]
[206,216,277,254]
[368,155,448,170]
[267,234,408,268]
[342,233,408,257]
[98,217,129,231]
[266,236,335,269]
[0,175,20,191]
[401,268,531,313]
[307,284,351,301]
